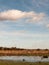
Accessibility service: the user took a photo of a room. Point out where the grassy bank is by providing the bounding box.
[0,60,49,65]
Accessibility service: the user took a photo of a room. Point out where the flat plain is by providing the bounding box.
[0,61,49,65]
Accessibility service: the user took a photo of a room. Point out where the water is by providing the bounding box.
[0,56,49,62]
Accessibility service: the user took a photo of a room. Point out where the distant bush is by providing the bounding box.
[36,48,40,51]
[43,55,48,58]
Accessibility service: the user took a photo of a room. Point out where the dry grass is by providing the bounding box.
[0,49,49,56]
[0,60,49,65]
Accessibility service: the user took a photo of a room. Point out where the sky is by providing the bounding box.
[0,0,49,49]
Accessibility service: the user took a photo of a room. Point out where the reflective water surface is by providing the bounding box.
[0,56,49,62]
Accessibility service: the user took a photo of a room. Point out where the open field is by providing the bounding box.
[0,60,49,65]
[0,47,49,56]
[0,49,49,56]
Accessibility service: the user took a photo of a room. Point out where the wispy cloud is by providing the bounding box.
[46,24,49,28]
[0,10,45,22]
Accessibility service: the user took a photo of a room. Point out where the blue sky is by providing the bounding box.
[0,0,49,49]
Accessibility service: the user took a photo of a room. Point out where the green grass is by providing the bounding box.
[0,60,49,65]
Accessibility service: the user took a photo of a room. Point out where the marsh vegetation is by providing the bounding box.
[0,61,49,65]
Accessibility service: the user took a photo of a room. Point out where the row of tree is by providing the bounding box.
[0,47,26,50]
[0,47,49,51]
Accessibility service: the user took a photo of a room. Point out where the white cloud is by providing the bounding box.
[46,24,49,28]
[0,10,25,20]
[27,13,45,22]
[0,10,45,22]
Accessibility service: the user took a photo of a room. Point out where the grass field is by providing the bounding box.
[0,60,49,65]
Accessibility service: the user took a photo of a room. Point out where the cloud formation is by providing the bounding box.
[46,24,49,28]
[0,10,45,22]
[0,10,25,20]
